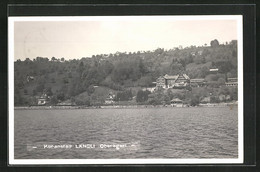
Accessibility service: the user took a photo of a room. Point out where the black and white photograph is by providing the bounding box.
[8,16,243,165]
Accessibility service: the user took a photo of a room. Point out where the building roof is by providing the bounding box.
[225,82,238,85]
[39,93,48,99]
[164,74,178,80]
[164,74,190,80]
[191,78,205,82]
[57,99,75,106]
[201,97,210,103]
[183,74,190,80]
[157,74,190,82]
[157,76,165,80]
[227,78,238,82]
[57,102,75,106]
[209,68,219,72]
[171,98,182,103]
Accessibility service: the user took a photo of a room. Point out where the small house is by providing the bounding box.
[191,52,196,56]
[209,68,219,74]
[105,93,115,105]
[26,75,35,82]
[37,94,49,105]
[170,98,183,107]
[227,78,238,82]
[142,87,156,93]
[219,94,226,101]
[200,97,210,104]
[57,100,76,106]
[156,76,166,88]
[225,78,238,87]
[198,50,203,55]
[190,78,206,87]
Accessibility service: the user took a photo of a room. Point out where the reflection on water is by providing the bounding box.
[14,107,238,159]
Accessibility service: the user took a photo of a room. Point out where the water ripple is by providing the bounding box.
[14,107,238,159]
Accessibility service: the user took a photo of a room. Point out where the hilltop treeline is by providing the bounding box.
[14,39,238,106]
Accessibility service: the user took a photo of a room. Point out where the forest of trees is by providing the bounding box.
[14,39,238,106]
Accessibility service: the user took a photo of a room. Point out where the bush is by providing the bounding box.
[63,77,69,84]
[51,78,56,83]
[210,96,220,103]
[75,99,91,106]
[136,90,150,102]
[50,96,58,105]
[36,83,45,93]
[114,90,133,101]
[189,96,199,106]
[57,92,65,101]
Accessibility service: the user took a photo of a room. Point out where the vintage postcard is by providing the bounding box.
[8,15,243,165]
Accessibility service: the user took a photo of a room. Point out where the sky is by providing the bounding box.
[13,16,239,61]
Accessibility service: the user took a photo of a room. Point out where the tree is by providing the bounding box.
[218,86,229,95]
[32,89,37,96]
[114,90,133,101]
[232,50,237,57]
[25,58,31,62]
[210,39,219,47]
[16,59,22,63]
[51,78,56,83]
[57,92,65,101]
[75,96,91,106]
[78,61,84,75]
[44,87,53,96]
[138,76,153,87]
[154,48,164,55]
[230,40,237,48]
[147,89,164,105]
[170,62,184,75]
[201,57,206,64]
[36,83,45,93]
[215,61,233,73]
[68,72,73,78]
[50,96,58,105]
[87,85,95,95]
[51,57,56,61]
[210,96,220,103]
[199,66,209,78]
[63,77,69,84]
[14,92,24,106]
[202,49,210,57]
[217,78,226,85]
[163,94,171,104]
[100,61,114,75]
[230,89,238,100]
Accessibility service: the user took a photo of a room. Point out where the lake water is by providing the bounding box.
[14,107,238,159]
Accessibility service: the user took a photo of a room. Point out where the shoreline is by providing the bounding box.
[14,102,238,110]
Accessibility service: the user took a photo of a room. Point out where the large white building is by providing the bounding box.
[156,74,190,89]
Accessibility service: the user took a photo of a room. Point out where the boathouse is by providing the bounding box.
[170,98,184,107]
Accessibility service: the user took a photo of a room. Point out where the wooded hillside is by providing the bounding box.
[14,39,238,106]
